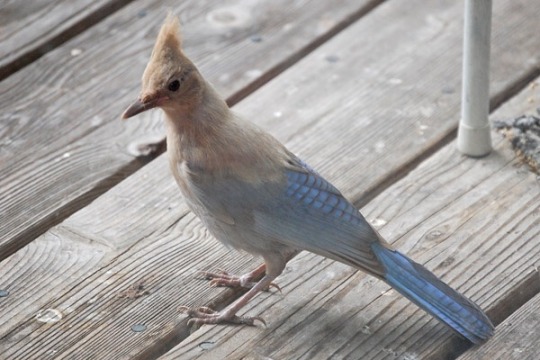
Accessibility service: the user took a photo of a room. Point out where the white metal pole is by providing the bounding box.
[457,0,493,157]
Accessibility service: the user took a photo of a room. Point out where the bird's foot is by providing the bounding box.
[197,269,281,292]
[178,306,266,326]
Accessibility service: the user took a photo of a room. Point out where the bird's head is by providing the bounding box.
[122,13,202,120]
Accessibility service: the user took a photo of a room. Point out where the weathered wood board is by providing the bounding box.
[0,0,133,79]
[1,0,539,359]
[0,0,380,259]
[158,82,540,360]
[458,292,540,360]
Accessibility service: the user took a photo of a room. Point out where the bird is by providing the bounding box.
[122,14,494,344]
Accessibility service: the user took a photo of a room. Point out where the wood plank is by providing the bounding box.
[0,0,379,259]
[0,0,134,80]
[458,293,540,360]
[1,0,539,358]
[159,82,540,360]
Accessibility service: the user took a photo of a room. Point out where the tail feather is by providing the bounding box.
[372,243,494,344]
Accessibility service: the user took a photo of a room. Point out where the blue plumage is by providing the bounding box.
[372,243,494,344]
[285,169,363,225]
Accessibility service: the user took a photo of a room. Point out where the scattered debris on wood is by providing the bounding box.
[117,279,152,299]
[494,109,540,174]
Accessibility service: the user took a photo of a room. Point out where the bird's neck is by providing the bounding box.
[165,80,230,141]
[164,82,286,185]
[164,80,234,167]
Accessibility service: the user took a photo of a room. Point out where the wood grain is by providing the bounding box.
[4,0,539,263]
[0,0,379,259]
[1,0,539,358]
[159,82,540,360]
[458,293,540,360]
[0,0,134,80]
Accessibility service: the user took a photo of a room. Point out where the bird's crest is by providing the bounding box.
[143,13,184,87]
[156,12,182,51]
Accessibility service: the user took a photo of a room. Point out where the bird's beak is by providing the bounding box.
[122,95,168,120]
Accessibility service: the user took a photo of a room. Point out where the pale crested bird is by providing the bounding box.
[122,14,494,344]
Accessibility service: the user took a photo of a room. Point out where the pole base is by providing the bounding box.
[457,122,492,157]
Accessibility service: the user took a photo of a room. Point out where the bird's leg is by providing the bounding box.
[198,263,280,291]
[179,273,277,326]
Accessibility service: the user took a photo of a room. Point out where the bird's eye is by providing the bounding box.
[168,79,180,92]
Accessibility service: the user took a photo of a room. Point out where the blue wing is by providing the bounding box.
[284,168,365,226]
[253,157,387,277]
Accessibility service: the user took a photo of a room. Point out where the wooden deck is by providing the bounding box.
[1,1,539,359]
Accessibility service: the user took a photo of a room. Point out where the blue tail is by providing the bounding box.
[372,243,494,344]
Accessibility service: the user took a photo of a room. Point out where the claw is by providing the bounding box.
[250,316,267,327]
[179,305,266,327]
[265,282,282,293]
